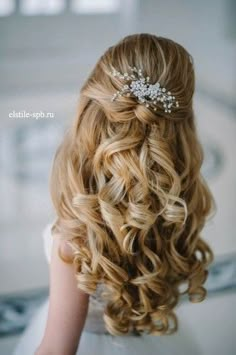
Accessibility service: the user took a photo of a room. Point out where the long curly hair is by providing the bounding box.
[50,33,216,336]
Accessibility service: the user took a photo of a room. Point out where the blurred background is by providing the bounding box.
[0,0,235,354]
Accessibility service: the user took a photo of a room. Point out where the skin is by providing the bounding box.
[35,236,89,355]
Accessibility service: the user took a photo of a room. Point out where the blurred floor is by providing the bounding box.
[0,335,19,355]
[2,291,235,355]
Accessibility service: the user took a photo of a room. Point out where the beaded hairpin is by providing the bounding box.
[110,66,179,113]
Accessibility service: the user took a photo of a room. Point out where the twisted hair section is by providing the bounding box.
[50,34,216,336]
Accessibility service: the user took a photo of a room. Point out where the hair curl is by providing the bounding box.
[50,33,216,336]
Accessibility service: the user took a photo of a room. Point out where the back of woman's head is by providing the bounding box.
[50,33,216,336]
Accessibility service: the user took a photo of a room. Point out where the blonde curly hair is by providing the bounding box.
[50,33,216,336]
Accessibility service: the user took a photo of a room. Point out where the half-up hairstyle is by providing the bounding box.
[50,33,216,336]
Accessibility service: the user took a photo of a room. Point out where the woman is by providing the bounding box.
[13,33,216,355]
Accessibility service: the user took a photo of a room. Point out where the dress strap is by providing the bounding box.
[42,221,55,264]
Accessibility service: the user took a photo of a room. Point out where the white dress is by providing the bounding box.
[13,223,202,355]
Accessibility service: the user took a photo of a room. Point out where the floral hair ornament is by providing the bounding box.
[110,66,179,113]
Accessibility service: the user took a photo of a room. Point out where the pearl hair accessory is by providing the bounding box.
[110,66,179,113]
